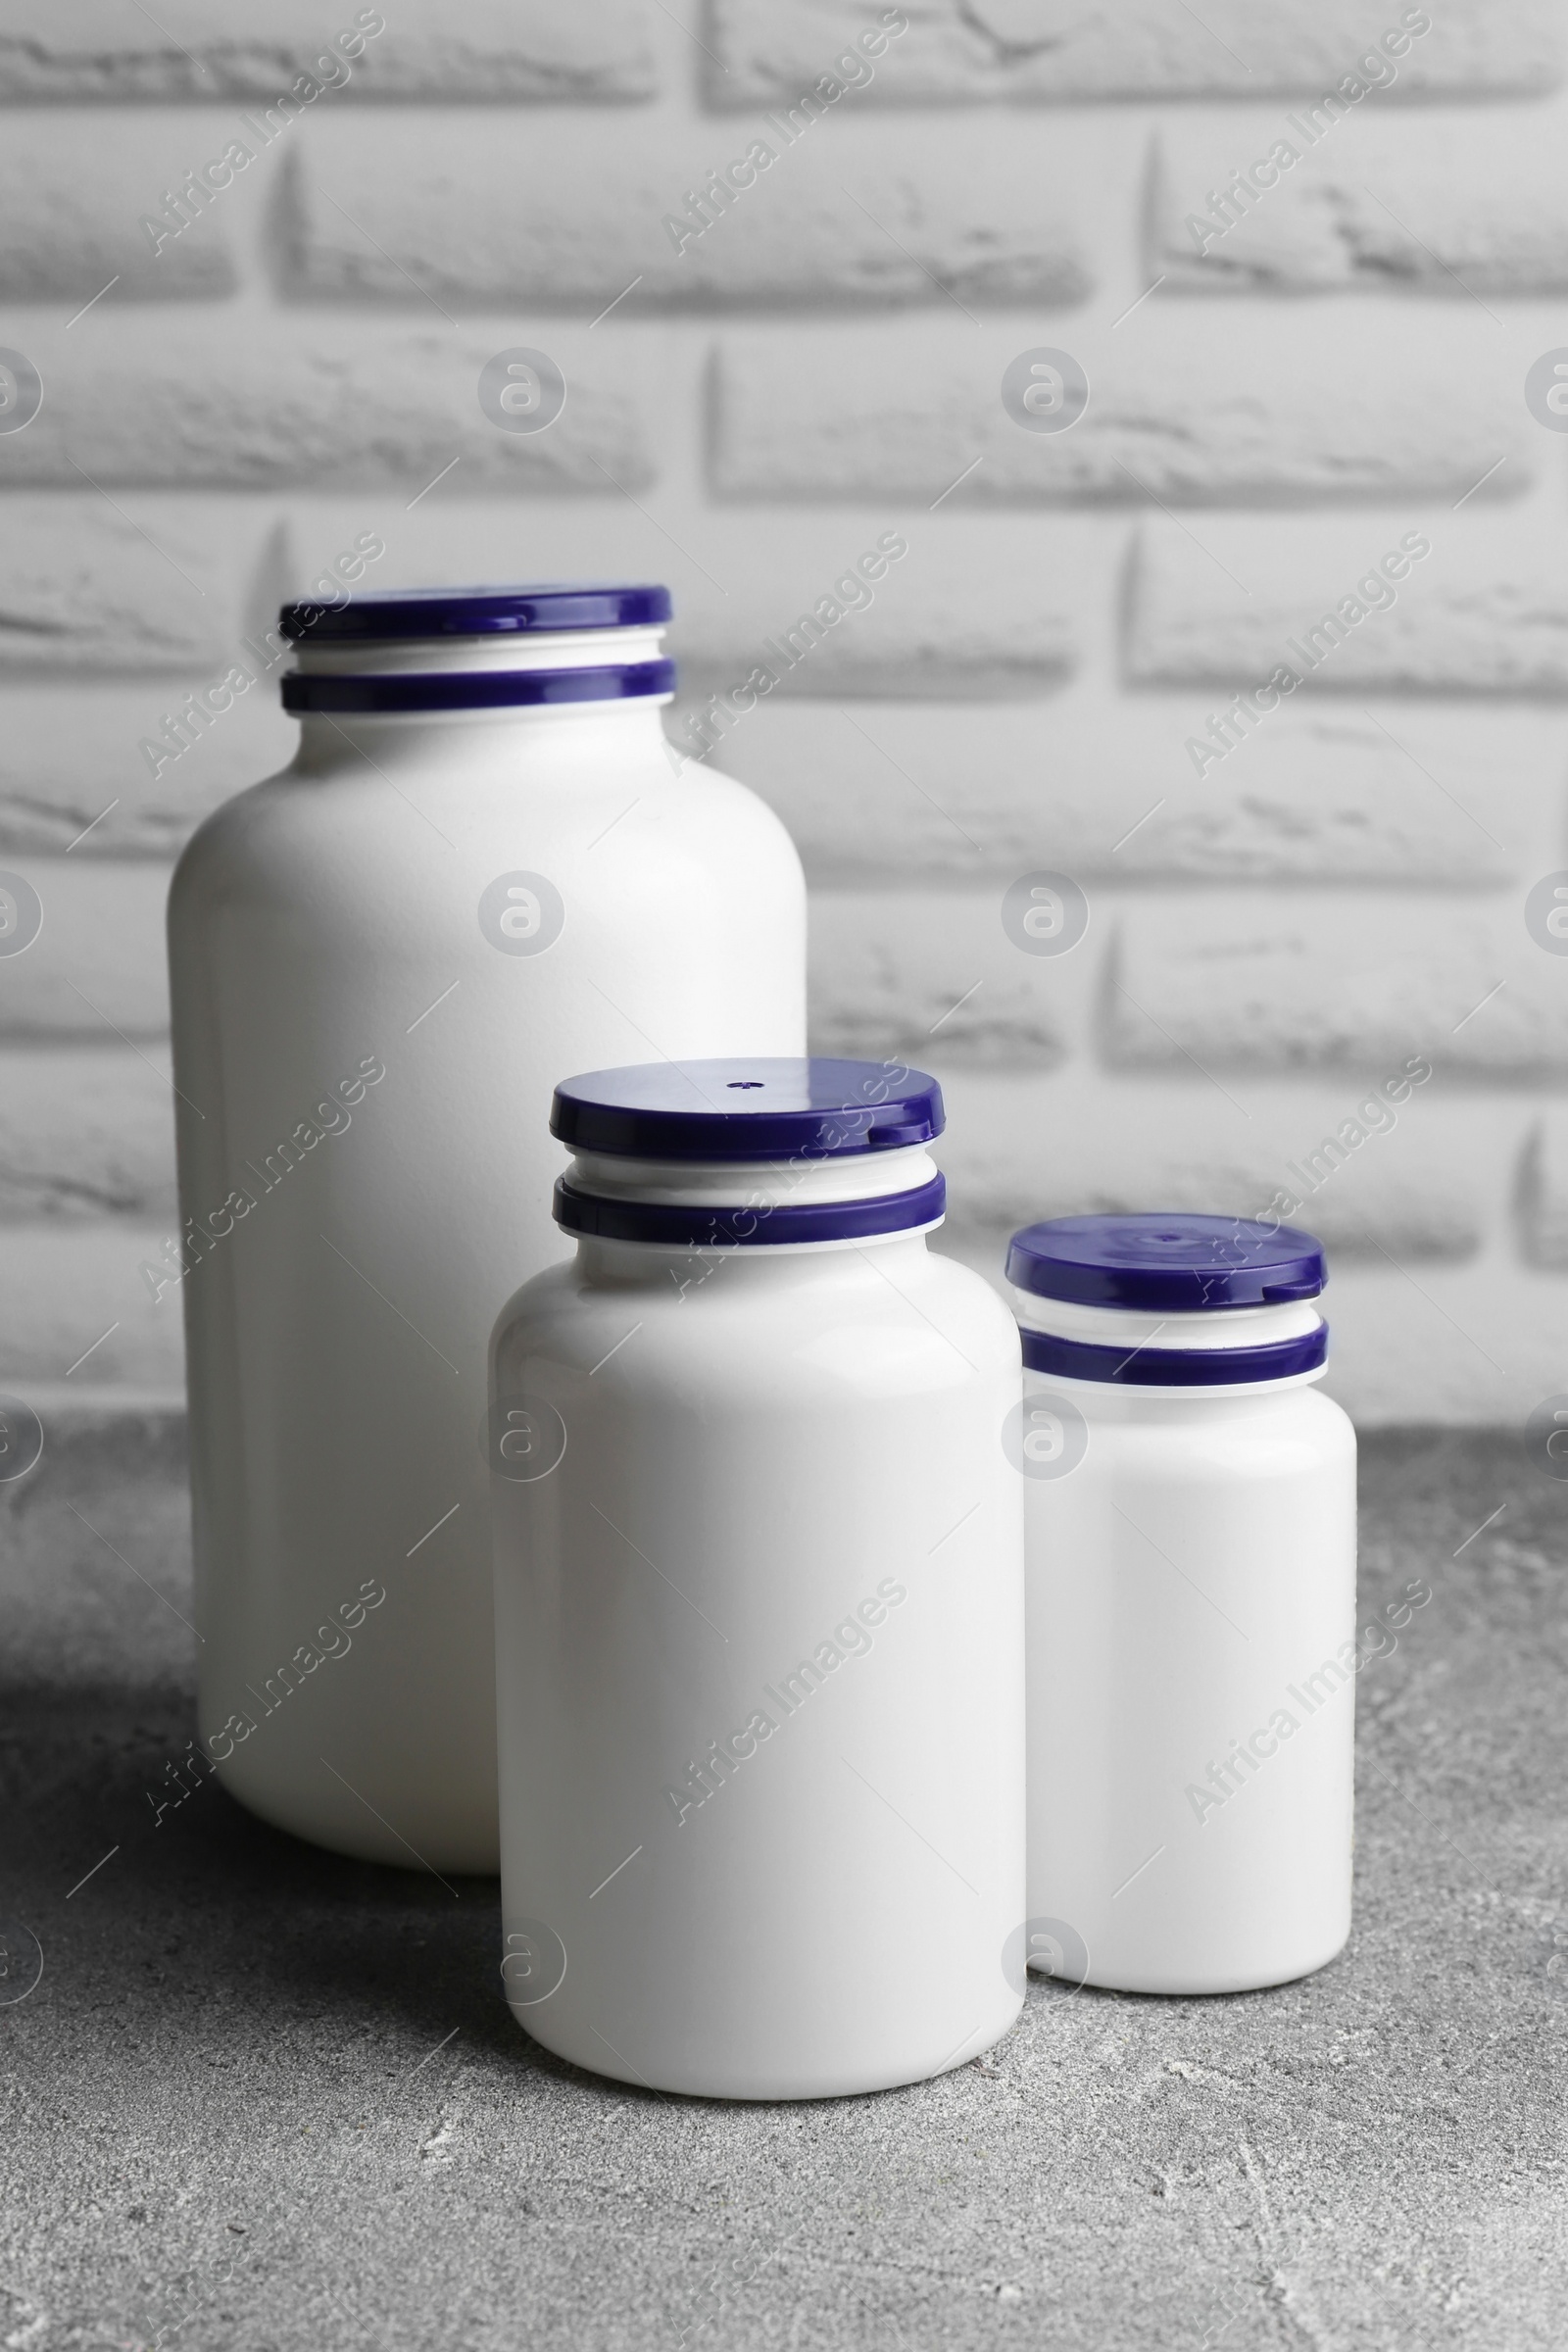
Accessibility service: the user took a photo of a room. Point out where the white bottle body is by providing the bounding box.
[493,1218,1025,2098]
[168,693,806,1872]
[1023,1358,1356,1995]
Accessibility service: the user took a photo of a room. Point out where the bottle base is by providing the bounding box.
[217,1766,499,1877]
[1062,1927,1350,1999]
[510,1992,1023,2102]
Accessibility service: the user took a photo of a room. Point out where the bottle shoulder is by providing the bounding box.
[491,1259,581,1357]
[618,748,806,878]
[1068,1378,1356,1483]
[1301,1382,1357,1443]
[171,736,804,914]
[169,761,299,913]
[493,1241,1021,1393]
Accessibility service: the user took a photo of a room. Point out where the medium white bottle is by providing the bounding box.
[491,1058,1025,2098]
[1009,1213,1356,1996]
[167,586,806,1873]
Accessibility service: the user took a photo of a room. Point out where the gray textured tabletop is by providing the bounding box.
[3,1410,1563,2351]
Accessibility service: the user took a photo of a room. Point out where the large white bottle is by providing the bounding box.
[167,584,806,1872]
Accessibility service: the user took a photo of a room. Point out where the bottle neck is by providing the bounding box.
[293,695,673,776]
[1011,1286,1328,1396]
[1011,1290,1323,1351]
[569,1143,939,1209]
[289,624,668,678]
[558,1143,946,1258]
[286,622,676,775]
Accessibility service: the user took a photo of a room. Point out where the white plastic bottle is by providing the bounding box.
[491,1058,1024,2098]
[167,586,806,1873]
[1008,1214,1356,1996]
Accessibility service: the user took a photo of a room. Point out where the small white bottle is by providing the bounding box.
[492,1058,1024,2099]
[1009,1213,1356,1996]
[168,585,805,1873]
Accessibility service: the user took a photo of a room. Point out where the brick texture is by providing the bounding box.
[3,326,654,490]
[0,123,233,298]
[1153,122,1568,292]
[1128,521,1568,694]
[0,686,292,858]
[808,891,1083,1066]
[0,2,656,101]
[0,507,270,675]
[675,545,1075,703]
[709,0,1561,101]
[717,703,1536,887]
[290,120,1089,308]
[1106,901,1566,1079]
[1523,1112,1568,1267]
[936,1072,1484,1261]
[0,862,172,1040]
[712,322,1527,506]
[0,1049,175,1218]
[0,1225,185,1388]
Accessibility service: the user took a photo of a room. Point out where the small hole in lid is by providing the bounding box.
[727,1081,764,1090]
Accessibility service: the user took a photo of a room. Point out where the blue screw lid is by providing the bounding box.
[1006,1212,1327,1311]
[278,581,671,641]
[552,1058,945,1162]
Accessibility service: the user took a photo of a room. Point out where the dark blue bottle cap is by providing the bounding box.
[552,1058,945,1162]
[1019,1323,1328,1387]
[1006,1213,1327,1311]
[278,582,671,642]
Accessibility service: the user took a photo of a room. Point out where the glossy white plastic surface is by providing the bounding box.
[1016,1294,1357,1996]
[493,1165,1025,2098]
[168,650,806,1871]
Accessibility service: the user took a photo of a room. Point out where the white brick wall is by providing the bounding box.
[3,0,1567,1427]
[0,505,270,671]
[709,1,1562,102]
[0,863,171,1036]
[3,323,656,490]
[712,318,1530,505]
[0,3,657,101]
[1152,119,1568,291]
[1105,899,1568,1075]
[0,123,236,298]
[1129,516,1568,693]
[289,120,1089,307]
